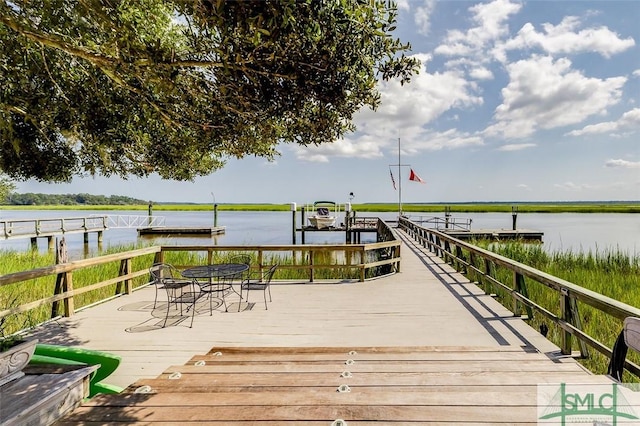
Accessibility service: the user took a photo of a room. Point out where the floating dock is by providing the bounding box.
[443,228,543,242]
[137,226,226,236]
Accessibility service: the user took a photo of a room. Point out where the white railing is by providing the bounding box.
[103,215,166,229]
[406,215,472,231]
[0,215,166,239]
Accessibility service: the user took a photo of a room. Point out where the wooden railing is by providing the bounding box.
[0,220,400,333]
[0,216,110,239]
[399,217,640,377]
[159,242,400,284]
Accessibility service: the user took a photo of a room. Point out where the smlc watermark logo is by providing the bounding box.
[538,383,640,425]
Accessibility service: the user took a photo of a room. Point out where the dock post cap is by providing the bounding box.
[289,202,297,211]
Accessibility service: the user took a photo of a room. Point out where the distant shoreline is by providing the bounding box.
[1,202,639,213]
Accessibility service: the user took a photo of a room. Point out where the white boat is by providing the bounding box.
[307,201,337,229]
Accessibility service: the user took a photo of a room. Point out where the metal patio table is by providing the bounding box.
[182,263,249,313]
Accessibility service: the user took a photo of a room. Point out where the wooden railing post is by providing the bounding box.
[443,241,451,264]
[559,289,589,358]
[153,251,164,265]
[63,271,74,317]
[309,249,314,282]
[483,259,493,295]
[570,298,590,358]
[514,272,533,319]
[560,289,572,355]
[117,258,133,295]
[455,246,466,273]
[360,246,366,282]
[469,252,476,283]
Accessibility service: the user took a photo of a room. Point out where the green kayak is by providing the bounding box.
[31,343,124,397]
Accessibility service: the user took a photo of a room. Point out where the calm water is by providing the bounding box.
[0,210,637,260]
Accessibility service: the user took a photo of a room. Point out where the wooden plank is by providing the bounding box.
[57,422,537,426]
[201,345,537,355]
[88,385,620,407]
[155,361,587,374]
[188,351,563,362]
[0,366,96,426]
[57,405,544,423]
[126,371,611,390]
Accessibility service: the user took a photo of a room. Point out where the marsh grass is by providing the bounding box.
[473,241,640,380]
[0,245,157,335]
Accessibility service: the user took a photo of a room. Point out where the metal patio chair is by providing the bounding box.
[607,316,640,382]
[149,263,200,328]
[239,263,278,311]
[229,254,252,277]
[198,269,242,314]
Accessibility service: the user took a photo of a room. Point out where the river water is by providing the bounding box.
[0,210,637,260]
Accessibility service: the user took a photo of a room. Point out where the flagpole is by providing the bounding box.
[389,137,410,219]
[398,137,402,217]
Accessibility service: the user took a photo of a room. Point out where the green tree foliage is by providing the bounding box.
[0,174,15,202]
[0,0,419,182]
[8,192,146,205]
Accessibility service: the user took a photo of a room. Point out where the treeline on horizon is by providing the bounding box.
[6,193,147,206]
[2,193,639,213]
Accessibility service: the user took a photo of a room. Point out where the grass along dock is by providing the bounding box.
[26,228,619,424]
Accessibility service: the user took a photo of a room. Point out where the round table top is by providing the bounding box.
[182,263,249,279]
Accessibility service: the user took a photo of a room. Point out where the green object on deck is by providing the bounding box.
[32,343,124,397]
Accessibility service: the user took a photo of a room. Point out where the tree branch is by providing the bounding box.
[0,14,116,68]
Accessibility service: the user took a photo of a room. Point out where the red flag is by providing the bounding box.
[389,169,397,190]
[409,168,425,184]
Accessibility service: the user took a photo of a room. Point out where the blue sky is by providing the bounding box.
[19,0,640,205]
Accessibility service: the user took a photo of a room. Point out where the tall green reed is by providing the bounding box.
[475,241,640,379]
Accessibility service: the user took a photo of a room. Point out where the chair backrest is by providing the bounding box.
[150,263,179,281]
[263,264,278,284]
[228,255,252,280]
[607,316,640,381]
[229,254,252,266]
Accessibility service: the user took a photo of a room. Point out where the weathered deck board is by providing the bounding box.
[158,361,587,374]
[58,345,619,424]
[130,372,611,390]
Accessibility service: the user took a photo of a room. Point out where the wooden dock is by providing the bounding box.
[29,228,614,424]
[137,226,226,236]
[443,228,544,241]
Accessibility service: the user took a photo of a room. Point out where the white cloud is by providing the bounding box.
[290,137,384,163]
[553,181,594,192]
[294,56,483,162]
[634,69,640,77]
[605,159,640,169]
[469,66,494,80]
[567,108,640,136]
[414,0,436,35]
[435,0,522,60]
[401,129,484,155]
[498,143,536,151]
[396,0,410,11]
[499,16,635,59]
[484,55,626,139]
[517,183,532,191]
